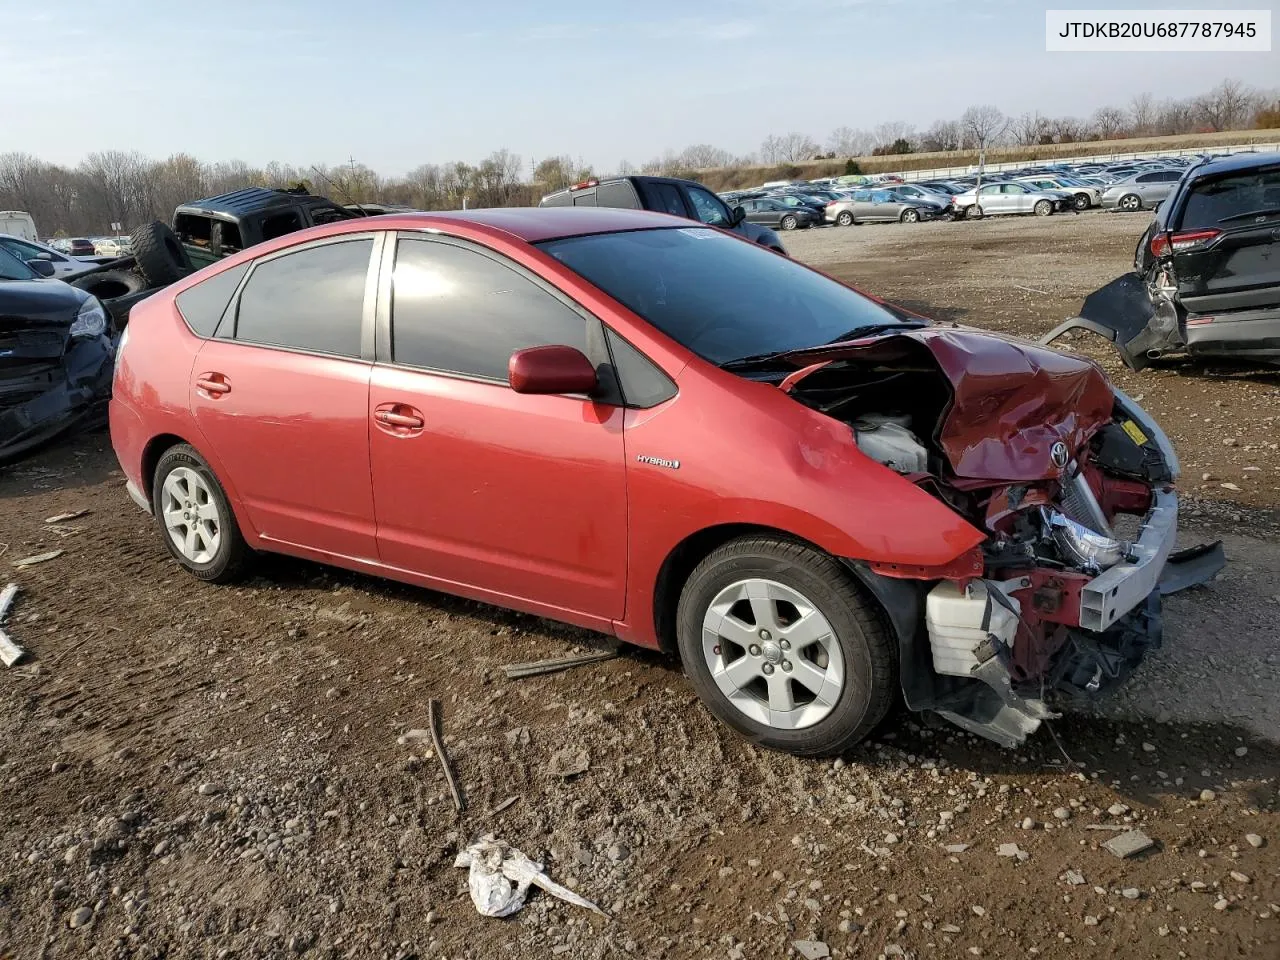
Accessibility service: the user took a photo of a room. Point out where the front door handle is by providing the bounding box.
[375,410,424,429]
[373,403,425,433]
[196,373,231,396]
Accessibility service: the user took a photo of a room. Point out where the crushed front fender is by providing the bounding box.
[0,333,115,463]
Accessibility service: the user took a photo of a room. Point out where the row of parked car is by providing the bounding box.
[718,153,1215,227]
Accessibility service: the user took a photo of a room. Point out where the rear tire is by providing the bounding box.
[965,204,984,220]
[1118,193,1143,212]
[131,221,193,287]
[899,208,920,223]
[676,536,896,757]
[151,444,249,583]
[835,210,855,226]
[780,214,798,231]
[1033,199,1053,217]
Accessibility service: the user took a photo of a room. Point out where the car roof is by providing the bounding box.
[177,187,340,217]
[1186,151,1280,178]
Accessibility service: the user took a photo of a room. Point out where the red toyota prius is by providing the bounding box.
[110,207,1212,756]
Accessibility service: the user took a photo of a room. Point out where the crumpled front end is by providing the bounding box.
[0,317,115,463]
[782,329,1224,747]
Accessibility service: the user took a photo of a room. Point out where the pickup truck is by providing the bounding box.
[539,175,787,254]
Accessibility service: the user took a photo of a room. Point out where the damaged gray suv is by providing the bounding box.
[0,246,114,462]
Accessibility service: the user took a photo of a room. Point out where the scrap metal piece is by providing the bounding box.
[502,650,617,680]
[12,550,63,568]
[0,629,26,667]
[44,509,89,524]
[0,583,17,621]
[427,698,466,813]
[1158,541,1226,595]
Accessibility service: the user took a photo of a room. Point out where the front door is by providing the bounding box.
[368,235,628,622]
[190,236,379,559]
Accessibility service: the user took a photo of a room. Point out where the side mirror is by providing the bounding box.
[730,205,746,226]
[26,259,55,278]
[509,344,597,396]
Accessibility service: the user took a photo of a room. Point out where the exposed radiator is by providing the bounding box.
[1059,462,1112,536]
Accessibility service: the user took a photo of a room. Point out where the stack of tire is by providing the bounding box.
[68,222,193,328]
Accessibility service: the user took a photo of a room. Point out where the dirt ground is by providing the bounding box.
[1,211,1277,960]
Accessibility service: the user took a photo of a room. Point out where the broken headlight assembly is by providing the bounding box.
[1042,507,1133,573]
[69,297,107,339]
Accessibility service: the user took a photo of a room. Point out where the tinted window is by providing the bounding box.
[1136,173,1158,184]
[645,183,687,217]
[1157,170,1181,182]
[176,262,250,337]
[573,192,597,206]
[1180,166,1280,229]
[0,245,36,281]
[391,239,588,381]
[261,211,303,241]
[596,181,640,209]
[540,228,907,366]
[685,187,729,226]
[234,239,371,357]
[605,328,676,408]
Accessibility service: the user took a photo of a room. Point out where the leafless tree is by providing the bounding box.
[471,150,523,208]
[1010,112,1051,146]
[675,144,736,169]
[960,105,1009,152]
[825,126,871,157]
[871,121,914,152]
[1047,116,1088,144]
[760,132,819,164]
[1092,106,1128,140]
[1195,79,1256,132]
[1129,93,1156,136]
[918,119,961,153]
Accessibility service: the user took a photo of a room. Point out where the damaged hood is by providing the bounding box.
[0,279,91,327]
[783,327,1115,482]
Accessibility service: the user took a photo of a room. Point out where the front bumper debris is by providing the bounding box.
[0,332,115,463]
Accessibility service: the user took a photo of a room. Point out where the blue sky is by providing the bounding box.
[8,0,1277,175]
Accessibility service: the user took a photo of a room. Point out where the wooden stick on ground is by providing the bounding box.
[428,698,466,813]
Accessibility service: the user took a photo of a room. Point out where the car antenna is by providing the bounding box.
[310,164,371,218]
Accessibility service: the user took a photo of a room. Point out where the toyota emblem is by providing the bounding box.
[1050,442,1069,468]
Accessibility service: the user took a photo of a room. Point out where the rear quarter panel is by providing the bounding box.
[108,292,257,536]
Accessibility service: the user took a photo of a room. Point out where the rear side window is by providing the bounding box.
[1179,166,1280,229]
[596,181,640,209]
[234,239,372,357]
[644,182,687,217]
[176,262,249,337]
[261,211,302,241]
[572,192,597,207]
[391,238,588,381]
[174,214,212,248]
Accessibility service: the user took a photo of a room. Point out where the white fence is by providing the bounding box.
[897,141,1280,183]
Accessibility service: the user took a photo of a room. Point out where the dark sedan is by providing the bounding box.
[739,197,820,230]
[0,246,115,461]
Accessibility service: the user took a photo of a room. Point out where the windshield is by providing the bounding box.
[538,227,907,365]
[0,244,37,281]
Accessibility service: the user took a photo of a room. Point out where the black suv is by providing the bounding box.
[1045,152,1280,369]
[539,176,786,253]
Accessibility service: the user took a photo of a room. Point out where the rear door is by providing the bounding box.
[367,233,627,621]
[977,183,1004,213]
[639,181,692,219]
[1171,163,1280,314]
[190,234,380,559]
[867,190,894,220]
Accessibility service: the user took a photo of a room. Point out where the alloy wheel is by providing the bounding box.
[161,467,221,564]
[700,578,845,730]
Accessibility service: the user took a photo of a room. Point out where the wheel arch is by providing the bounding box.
[651,523,899,660]
[141,433,190,500]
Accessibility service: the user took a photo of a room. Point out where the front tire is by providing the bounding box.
[899,208,920,223]
[152,444,249,583]
[779,214,798,231]
[676,536,896,756]
[1073,193,1090,210]
[1033,199,1053,217]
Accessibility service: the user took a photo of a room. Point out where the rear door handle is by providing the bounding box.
[373,403,425,432]
[195,374,231,396]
